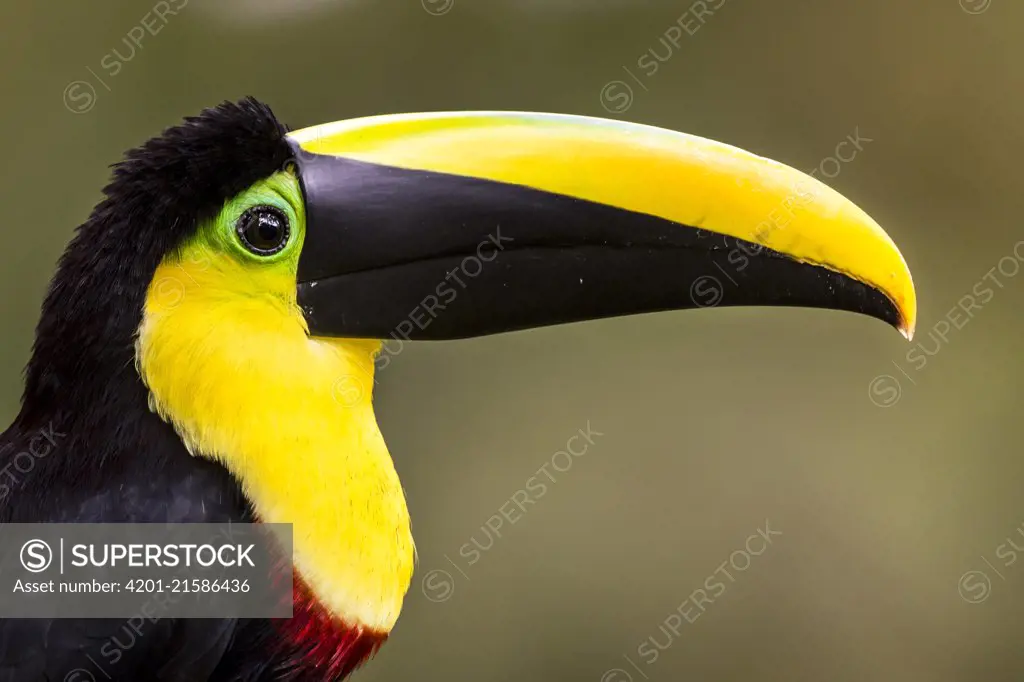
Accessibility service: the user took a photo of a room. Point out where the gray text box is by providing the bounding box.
[0,523,293,618]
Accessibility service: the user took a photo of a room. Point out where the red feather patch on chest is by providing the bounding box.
[274,577,389,680]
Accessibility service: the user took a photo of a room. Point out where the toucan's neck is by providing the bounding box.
[136,256,415,636]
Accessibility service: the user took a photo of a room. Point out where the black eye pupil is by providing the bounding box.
[237,206,290,255]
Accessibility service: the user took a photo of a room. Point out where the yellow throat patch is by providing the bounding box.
[134,173,415,632]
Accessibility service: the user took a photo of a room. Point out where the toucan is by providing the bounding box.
[0,98,915,681]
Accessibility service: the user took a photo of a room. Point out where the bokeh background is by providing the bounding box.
[2,0,1023,680]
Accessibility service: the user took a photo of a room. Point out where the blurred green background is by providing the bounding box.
[2,0,1023,680]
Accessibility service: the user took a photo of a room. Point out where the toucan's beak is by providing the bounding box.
[287,112,916,341]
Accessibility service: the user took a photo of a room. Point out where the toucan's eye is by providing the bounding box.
[236,206,290,256]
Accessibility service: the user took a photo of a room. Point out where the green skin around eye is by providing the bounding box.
[177,170,307,275]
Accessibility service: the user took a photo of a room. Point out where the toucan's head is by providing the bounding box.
[79,96,916,357]
[122,101,918,348]
[117,98,915,392]
[26,98,914,677]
